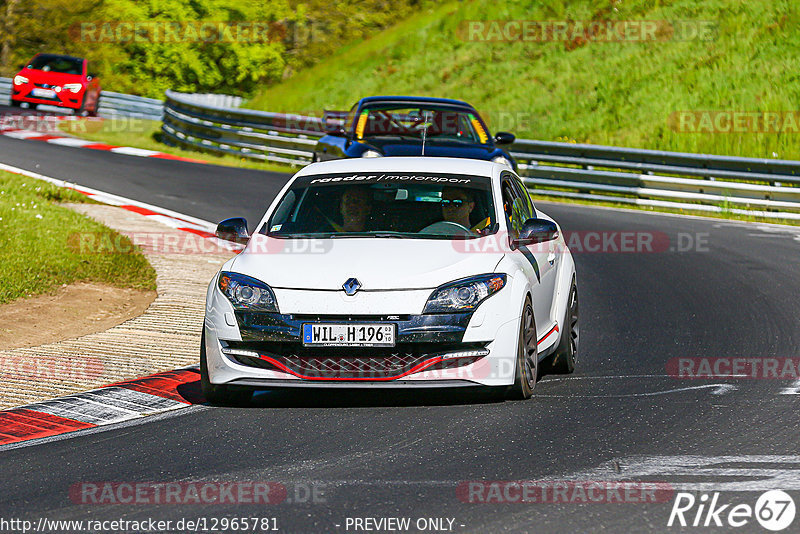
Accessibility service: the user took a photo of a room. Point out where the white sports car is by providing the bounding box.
[202,157,578,403]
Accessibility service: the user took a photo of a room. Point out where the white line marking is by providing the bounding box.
[552,455,800,491]
[536,383,737,397]
[46,137,95,147]
[2,130,45,139]
[779,378,800,395]
[0,162,217,232]
[109,146,160,157]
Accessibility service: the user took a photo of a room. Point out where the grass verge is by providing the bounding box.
[0,170,157,304]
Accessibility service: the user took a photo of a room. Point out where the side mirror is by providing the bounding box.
[515,218,558,247]
[216,217,249,244]
[494,131,515,145]
[324,123,346,136]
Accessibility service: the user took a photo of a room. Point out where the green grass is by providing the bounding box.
[247,0,800,161]
[0,171,157,304]
[58,119,299,173]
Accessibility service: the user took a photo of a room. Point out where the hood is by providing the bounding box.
[231,234,505,291]
[358,139,501,160]
[19,69,84,85]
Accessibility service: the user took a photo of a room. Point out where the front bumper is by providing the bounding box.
[224,311,488,381]
[204,272,522,388]
[12,87,84,109]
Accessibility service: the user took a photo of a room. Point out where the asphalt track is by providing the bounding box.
[1,128,800,533]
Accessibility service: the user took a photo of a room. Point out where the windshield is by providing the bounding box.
[27,55,83,75]
[266,172,497,239]
[353,104,491,145]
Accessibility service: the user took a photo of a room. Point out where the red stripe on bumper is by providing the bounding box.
[537,324,559,345]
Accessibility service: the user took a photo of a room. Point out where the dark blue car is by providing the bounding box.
[314,96,517,170]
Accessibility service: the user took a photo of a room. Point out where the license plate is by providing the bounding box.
[302,323,395,347]
[31,88,56,98]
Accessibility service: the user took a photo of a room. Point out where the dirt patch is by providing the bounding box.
[0,282,156,350]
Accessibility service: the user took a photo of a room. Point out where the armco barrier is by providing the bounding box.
[161,89,321,166]
[162,91,800,220]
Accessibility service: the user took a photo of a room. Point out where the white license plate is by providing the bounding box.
[302,323,395,347]
[31,88,56,98]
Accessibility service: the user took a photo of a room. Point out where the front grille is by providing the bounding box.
[226,341,487,379]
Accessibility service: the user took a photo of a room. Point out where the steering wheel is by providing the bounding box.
[419,221,473,237]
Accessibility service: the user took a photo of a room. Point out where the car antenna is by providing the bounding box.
[421,110,432,156]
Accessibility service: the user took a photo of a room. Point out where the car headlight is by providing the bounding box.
[13,75,28,85]
[492,155,512,167]
[424,274,506,313]
[63,83,83,93]
[361,150,383,158]
[218,272,279,313]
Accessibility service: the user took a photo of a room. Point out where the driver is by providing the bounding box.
[441,187,491,234]
[339,186,373,232]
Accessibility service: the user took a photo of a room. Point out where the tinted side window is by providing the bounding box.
[501,179,526,239]
[513,177,536,219]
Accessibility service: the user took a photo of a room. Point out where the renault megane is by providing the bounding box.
[202,157,578,403]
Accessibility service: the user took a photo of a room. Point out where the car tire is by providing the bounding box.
[506,297,537,400]
[10,100,21,108]
[200,330,252,406]
[547,279,579,374]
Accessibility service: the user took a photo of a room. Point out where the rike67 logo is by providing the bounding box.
[668,490,796,531]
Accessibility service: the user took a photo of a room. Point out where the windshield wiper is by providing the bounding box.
[269,232,335,239]
[330,232,409,238]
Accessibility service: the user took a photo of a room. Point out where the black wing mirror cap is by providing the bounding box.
[324,123,347,136]
[515,218,559,247]
[494,131,516,145]
[216,217,250,244]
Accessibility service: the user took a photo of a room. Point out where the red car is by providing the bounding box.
[11,54,101,116]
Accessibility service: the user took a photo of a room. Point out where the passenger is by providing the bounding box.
[339,187,373,232]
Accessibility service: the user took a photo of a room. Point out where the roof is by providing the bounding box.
[31,53,85,63]
[296,156,504,179]
[358,95,476,109]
